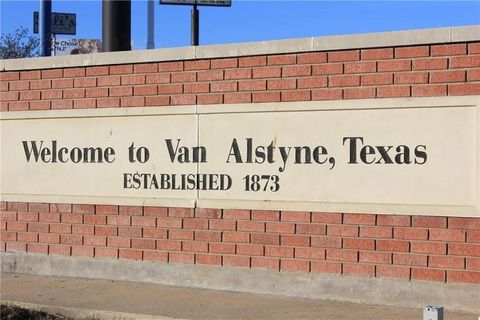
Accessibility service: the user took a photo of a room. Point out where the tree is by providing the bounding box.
[0,27,40,59]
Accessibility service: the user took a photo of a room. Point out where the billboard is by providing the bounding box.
[53,39,102,56]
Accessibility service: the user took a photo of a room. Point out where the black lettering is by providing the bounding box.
[82,147,103,163]
[246,138,253,163]
[185,174,193,190]
[414,145,427,164]
[71,147,82,163]
[132,172,141,189]
[266,142,275,164]
[395,145,411,164]
[278,147,291,172]
[313,146,328,164]
[136,146,149,163]
[58,147,68,163]
[123,173,132,188]
[343,137,363,164]
[255,146,266,164]
[160,174,171,189]
[40,147,51,162]
[192,146,207,163]
[128,142,135,162]
[52,140,57,162]
[104,147,115,163]
[226,138,243,163]
[22,140,43,162]
[165,139,180,163]
[220,174,232,190]
[209,174,219,190]
[375,146,393,164]
[360,145,376,164]
[149,174,159,189]
[294,146,311,164]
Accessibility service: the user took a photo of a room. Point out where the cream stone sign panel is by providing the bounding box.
[1,107,199,207]
[1,97,479,216]
[198,105,477,215]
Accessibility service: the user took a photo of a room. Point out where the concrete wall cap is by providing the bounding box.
[3,53,94,71]
[1,25,479,71]
[92,46,195,65]
[312,27,452,51]
[451,25,480,42]
[195,37,313,59]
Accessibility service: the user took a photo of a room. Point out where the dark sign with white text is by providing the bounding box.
[33,11,76,35]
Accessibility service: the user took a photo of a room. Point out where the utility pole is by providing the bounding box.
[191,4,199,46]
[40,0,52,56]
[147,0,155,49]
[160,0,231,47]
[102,0,131,52]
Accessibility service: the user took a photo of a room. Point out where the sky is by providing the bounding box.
[0,0,479,50]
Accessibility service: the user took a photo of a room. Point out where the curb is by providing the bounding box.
[2,300,188,320]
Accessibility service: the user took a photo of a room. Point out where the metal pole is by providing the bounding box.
[40,0,52,56]
[146,0,155,49]
[102,0,131,52]
[52,34,56,56]
[191,4,199,46]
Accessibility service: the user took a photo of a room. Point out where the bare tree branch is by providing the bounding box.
[1,27,40,59]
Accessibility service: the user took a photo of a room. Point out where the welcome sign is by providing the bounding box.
[1,97,479,216]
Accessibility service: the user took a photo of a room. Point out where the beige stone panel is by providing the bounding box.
[1,97,479,216]
[198,106,477,211]
[1,114,198,202]
[1,105,196,120]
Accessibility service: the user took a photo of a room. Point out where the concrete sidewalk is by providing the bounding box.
[0,273,477,320]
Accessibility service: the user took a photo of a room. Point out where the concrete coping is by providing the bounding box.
[1,25,479,71]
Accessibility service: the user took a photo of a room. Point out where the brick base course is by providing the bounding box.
[1,202,479,284]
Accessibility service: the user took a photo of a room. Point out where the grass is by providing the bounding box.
[0,305,100,320]
[1,304,67,319]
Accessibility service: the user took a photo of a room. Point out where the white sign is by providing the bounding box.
[53,39,101,56]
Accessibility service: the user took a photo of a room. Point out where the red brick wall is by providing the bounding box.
[1,202,479,284]
[1,43,479,111]
[1,42,480,284]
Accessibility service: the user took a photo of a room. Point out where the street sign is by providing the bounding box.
[160,0,231,46]
[160,0,231,7]
[33,12,76,35]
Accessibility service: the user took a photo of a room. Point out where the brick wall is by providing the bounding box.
[1,41,480,284]
[1,43,479,111]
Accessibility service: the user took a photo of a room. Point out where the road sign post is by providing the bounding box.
[191,4,199,46]
[39,0,52,56]
[34,10,76,57]
[147,0,155,49]
[160,0,231,46]
[102,0,132,52]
